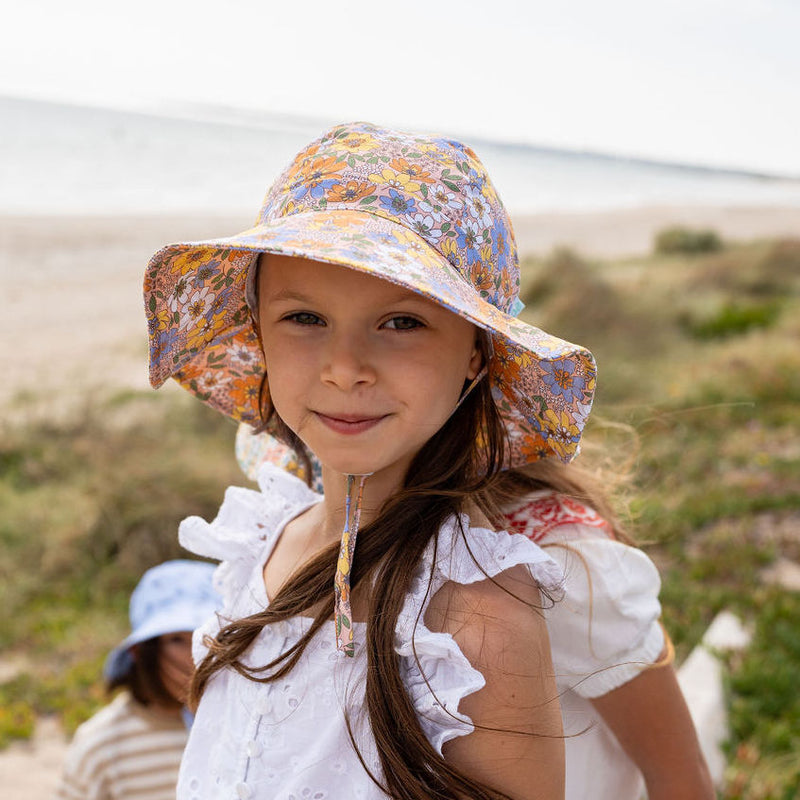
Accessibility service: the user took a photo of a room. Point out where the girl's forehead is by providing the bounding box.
[259,253,423,303]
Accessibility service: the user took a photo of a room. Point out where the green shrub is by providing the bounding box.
[654,226,723,255]
[685,301,780,339]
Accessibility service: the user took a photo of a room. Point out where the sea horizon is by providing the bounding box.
[4,94,800,217]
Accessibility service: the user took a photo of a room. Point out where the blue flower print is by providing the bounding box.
[540,359,587,404]
[455,220,484,266]
[193,259,223,286]
[151,325,180,363]
[379,189,417,216]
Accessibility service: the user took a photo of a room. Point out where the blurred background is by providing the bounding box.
[1,2,799,797]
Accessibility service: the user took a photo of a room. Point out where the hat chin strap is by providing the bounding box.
[331,365,489,657]
[334,473,370,657]
[453,365,488,414]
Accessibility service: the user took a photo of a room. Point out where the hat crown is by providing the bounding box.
[257,122,520,314]
[129,559,217,631]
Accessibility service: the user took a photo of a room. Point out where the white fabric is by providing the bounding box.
[177,465,562,800]
[510,494,665,800]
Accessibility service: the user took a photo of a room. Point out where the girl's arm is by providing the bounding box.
[426,565,565,800]
[591,656,715,800]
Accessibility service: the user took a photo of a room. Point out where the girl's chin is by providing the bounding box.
[321,461,385,480]
[317,455,408,486]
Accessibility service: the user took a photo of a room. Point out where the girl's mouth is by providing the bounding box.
[314,412,387,435]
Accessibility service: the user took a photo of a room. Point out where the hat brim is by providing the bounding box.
[103,600,218,682]
[144,209,595,465]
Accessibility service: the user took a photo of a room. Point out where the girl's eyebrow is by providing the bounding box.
[266,289,313,303]
[267,285,426,305]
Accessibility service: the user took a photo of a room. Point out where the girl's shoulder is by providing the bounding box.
[178,464,320,601]
[395,514,563,754]
[503,490,614,543]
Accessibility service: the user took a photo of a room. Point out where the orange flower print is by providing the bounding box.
[228,376,261,412]
[389,158,435,184]
[520,434,551,462]
[470,263,495,295]
[291,156,346,201]
[494,230,506,257]
[500,271,515,302]
[336,132,379,154]
[327,181,376,203]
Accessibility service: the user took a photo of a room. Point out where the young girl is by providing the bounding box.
[54,559,220,800]
[146,122,612,799]
[235,430,714,800]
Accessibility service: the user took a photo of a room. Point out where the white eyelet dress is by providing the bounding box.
[176,465,563,800]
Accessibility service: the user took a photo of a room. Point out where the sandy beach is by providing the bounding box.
[3,204,800,418]
[1,202,799,797]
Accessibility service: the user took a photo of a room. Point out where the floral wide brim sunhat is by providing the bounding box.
[144,121,596,466]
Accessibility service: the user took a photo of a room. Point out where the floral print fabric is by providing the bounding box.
[143,121,596,465]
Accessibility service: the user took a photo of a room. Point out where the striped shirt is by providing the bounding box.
[54,691,188,800]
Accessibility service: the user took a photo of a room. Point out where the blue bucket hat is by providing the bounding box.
[104,559,220,682]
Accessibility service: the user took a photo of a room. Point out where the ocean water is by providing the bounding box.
[3,96,800,216]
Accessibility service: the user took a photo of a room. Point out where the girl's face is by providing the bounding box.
[157,631,194,706]
[258,254,482,484]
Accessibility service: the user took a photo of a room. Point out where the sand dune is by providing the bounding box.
[3,205,799,414]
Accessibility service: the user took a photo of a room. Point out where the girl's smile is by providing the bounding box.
[257,253,482,486]
[313,411,389,435]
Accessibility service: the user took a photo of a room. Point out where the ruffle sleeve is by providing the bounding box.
[177,465,320,658]
[544,537,665,698]
[395,516,563,753]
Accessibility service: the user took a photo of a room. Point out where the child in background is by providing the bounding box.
[142,121,705,799]
[497,464,713,799]
[54,560,219,800]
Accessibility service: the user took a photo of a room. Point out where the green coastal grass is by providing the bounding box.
[2,235,799,798]
[0,395,245,734]
[523,237,800,798]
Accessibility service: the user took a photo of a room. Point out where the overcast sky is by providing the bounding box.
[3,0,798,174]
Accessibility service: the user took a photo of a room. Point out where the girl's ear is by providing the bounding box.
[466,336,484,381]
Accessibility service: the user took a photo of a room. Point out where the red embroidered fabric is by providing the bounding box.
[504,493,613,543]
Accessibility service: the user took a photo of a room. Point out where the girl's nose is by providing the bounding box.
[320,331,376,390]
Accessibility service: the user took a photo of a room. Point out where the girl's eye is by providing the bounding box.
[383,316,424,331]
[285,311,324,326]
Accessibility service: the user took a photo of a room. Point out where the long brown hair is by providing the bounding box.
[191,374,563,799]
